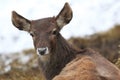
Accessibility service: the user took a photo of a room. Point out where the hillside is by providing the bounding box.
[0,25,120,80]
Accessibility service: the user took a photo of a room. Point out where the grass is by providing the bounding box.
[0,67,45,80]
[69,25,120,63]
[0,25,120,80]
[0,49,45,80]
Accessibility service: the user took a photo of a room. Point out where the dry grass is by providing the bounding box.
[69,25,120,63]
[116,58,120,69]
[0,25,120,80]
[0,49,45,80]
[0,67,45,80]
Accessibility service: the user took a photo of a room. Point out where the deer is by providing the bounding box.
[11,2,120,80]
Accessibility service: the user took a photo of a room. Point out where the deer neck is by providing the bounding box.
[52,34,77,60]
[44,34,78,80]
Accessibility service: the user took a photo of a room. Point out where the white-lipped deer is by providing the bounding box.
[12,2,120,80]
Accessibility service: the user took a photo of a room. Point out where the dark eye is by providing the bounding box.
[52,29,58,35]
[30,32,34,37]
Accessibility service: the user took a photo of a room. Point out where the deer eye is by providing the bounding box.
[52,28,58,35]
[29,32,34,37]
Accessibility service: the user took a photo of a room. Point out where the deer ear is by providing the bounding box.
[12,11,31,31]
[56,2,73,29]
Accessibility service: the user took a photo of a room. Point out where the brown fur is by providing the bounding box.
[53,56,101,80]
[53,48,120,80]
[37,34,78,80]
[11,2,120,80]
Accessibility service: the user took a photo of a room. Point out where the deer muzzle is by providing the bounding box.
[37,47,49,55]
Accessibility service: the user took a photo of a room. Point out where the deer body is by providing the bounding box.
[12,3,120,80]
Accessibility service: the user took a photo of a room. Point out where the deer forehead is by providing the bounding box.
[30,18,57,32]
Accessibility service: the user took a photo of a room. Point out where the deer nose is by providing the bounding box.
[37,47,49,55]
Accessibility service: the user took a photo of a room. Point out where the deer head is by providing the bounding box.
[12,3,72,58]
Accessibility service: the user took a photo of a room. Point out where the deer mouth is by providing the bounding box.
[37,47,49,56]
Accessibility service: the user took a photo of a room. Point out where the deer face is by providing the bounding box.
[28,17,59,56]
[12,3,72,57]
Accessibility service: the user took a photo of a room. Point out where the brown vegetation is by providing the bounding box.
[1,1,120,78]
[0,67,44,80]
[69,25,120,63]
[0,25,120,80]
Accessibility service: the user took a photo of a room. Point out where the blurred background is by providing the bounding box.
[1,0,120,53]
[0,0,120,80]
